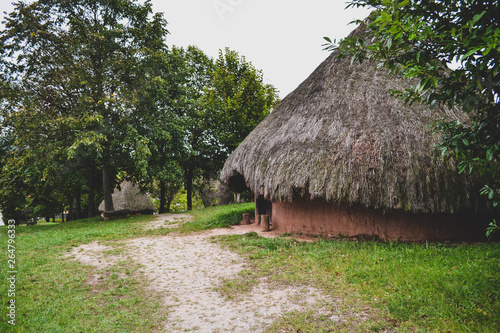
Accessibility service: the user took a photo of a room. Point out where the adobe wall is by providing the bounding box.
[271,196,488,242]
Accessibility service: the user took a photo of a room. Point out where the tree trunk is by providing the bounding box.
[159,180,166,214]
[75,187,82,220]
[68,200,73,222]
[88,172,97,217]
[166,195,173,213]
[102,166,114,212]
[185,167,194,211]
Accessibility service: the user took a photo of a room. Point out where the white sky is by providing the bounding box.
[0,0,371,98]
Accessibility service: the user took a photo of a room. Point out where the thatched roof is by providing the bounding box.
[98,181,156,214]
[221,24,487,214]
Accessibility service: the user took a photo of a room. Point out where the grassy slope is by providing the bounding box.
[180,202,254,232]
[216,234,500,332]
[0,203,254,332]
[0,215,165,332]
[1,203,499,332]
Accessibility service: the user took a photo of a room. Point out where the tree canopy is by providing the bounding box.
[0,0,278,219]
[325,0,499,234]
[177,47,279,211]
[1,0,173,217]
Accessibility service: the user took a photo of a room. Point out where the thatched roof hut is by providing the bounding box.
[99,181,156,217]
[221,23,491,241]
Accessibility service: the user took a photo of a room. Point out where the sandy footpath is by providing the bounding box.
[67,214,335,332]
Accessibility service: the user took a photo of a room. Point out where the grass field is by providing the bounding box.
[216,233,500,332]
[0,215,164,333]
[1,203,499,332]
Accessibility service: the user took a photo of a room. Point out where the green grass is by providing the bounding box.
[178,202,255,232]
[0,215,165,332]
[214,269,260,301]
[0,203,254,332]
[216,234,500,332]
[169,189,204,212]
[2,204,499,332]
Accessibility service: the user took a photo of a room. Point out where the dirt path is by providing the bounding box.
[67,214,334,332]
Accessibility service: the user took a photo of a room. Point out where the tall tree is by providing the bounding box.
[326,0,500,233]
[133,47,186,214]
[174,46,215,211]
[206,48,280,162]
[0,0,170,213]
[178,47,280,211]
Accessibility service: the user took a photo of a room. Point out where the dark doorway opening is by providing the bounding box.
[256,195,272,225]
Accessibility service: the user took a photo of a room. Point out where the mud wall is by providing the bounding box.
[271,196,488,242]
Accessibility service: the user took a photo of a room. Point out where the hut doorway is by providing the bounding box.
[256,195,272,225]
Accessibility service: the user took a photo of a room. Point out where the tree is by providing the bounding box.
[172,46,215,212]
[0,78,79,221]
[133,47,186,214]
[325,0,499,234]
[0,0,170,214]
[0,127,27,221]
[205,48,280,169]
[178,47,280,210]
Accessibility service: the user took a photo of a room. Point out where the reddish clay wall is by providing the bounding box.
[271,196,488,242]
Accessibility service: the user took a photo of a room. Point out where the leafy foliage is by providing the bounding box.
[177,47,279,210]
[0,1,277,219]
[0,0,173,217]
[206,48,280,157]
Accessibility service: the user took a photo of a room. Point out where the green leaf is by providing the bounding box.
[431,77,439,88]
[461,47,482,61]
[471,11,487,26]
[486,149,494,161]
[380,11,392,23]
[458,162,467,174]
[486,222,495,237]
[397,0,410,9]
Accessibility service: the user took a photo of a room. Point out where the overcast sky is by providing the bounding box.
[0,0,371,98]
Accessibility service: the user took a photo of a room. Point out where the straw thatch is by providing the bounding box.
[98,181,156,215]
[221,24,487,214]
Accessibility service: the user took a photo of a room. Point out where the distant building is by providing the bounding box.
[99,181,156,218]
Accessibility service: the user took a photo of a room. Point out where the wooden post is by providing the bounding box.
[261,214,270,232]
[242,213,250,225]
